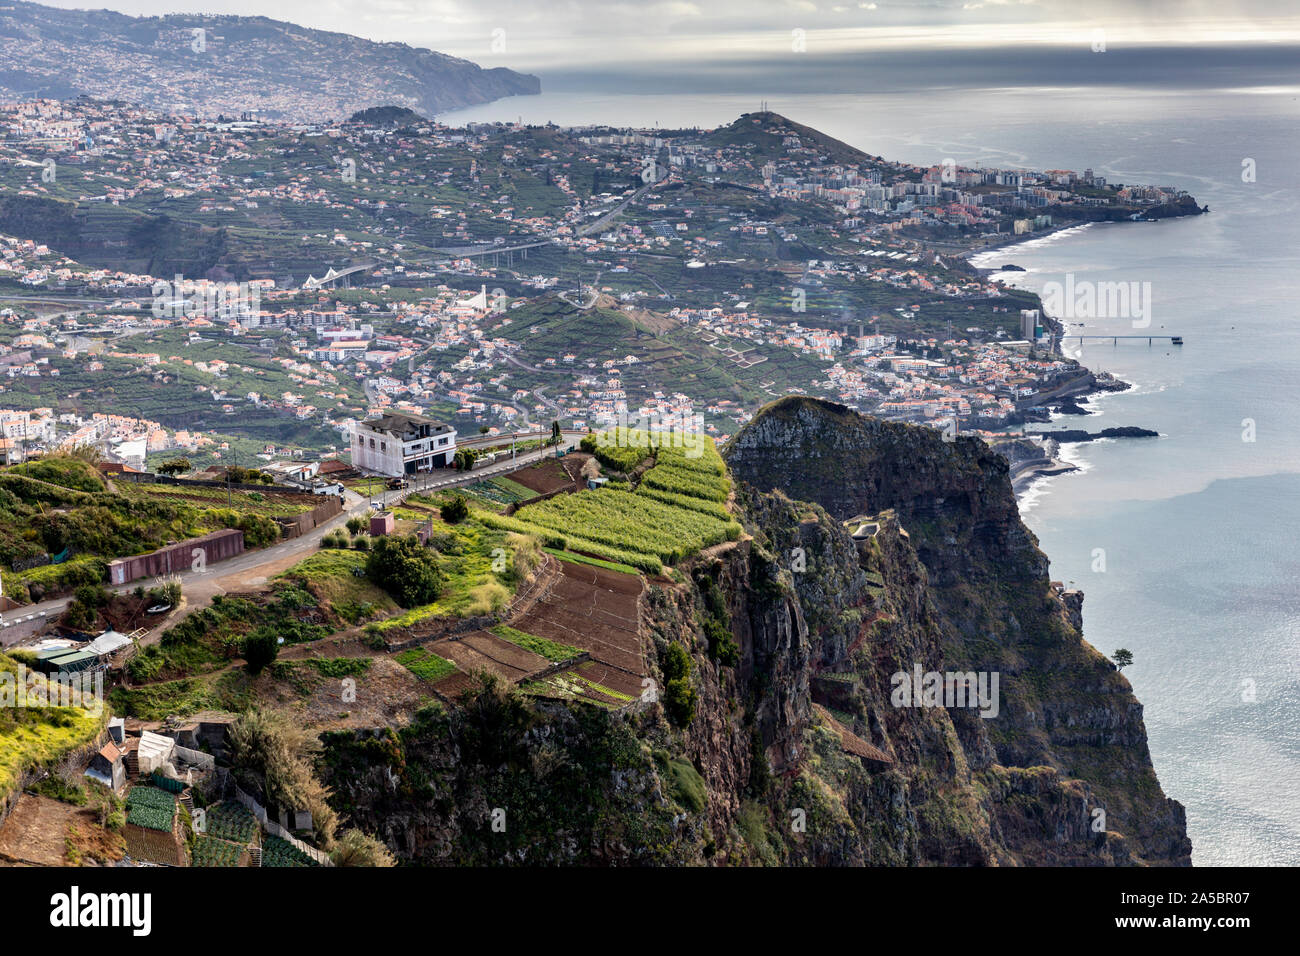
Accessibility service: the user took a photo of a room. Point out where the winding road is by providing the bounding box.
[0,437,582,648]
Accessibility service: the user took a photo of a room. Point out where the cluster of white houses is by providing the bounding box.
[350,411,457,477]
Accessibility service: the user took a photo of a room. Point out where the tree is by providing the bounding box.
[346,517,365,536]
[440,495,469,524]
[665,677,697,726]
[660,642,696,726]
[74,583,109,608]
[550,420,561,446]
[157,458,191,476]
[365,534,443,607]
[478,425,491,434]
[1112,648,1134,671]
[227,708,338,847]
[244,629,279,674]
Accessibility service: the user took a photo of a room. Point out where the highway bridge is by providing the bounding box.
[302,261,377,289]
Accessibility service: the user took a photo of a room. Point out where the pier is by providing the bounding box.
[1066,335,1184,345]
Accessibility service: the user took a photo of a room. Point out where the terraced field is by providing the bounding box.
[427,630,553,684]
[514,558,646,705]
[118,480,322,518]
[474,432,740,573]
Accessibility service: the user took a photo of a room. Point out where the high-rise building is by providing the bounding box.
[1020,309,1041,340]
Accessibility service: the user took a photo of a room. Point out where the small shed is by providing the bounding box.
[136,730,176,775]
[279,808,314,832]
[86,630,133,659]
[85,741,126,791]
[40,649,99,674]
[369,511,395,536]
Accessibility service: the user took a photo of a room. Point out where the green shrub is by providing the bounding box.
[660,641,696,725]
[665,677,697,727]
[662,755,707,813]
[365,535,443,608]
[303,658,371,678]
[244,630,279,674]
[662,642,691,683]
[440,495,469,524]
[74,583,109,608]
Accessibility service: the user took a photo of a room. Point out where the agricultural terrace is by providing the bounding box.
[475,430,740,574]
[117,480,325,519]
[364,513,542,634]
[125,785,177,832]
[0,456,319,604]
[0,652,107,797]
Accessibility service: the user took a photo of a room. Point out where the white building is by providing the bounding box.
[351,412,456,477]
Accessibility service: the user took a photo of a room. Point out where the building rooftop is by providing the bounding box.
[362,411,454,436]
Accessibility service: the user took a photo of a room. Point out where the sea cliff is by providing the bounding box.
[319,397,1190,866]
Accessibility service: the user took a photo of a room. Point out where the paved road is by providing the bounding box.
[0,441,584,647]
[0,489,369,648]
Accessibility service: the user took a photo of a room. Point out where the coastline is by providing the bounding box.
[964,221,1092,262]
[1010,456,1078,495]
[962,218,1142,504]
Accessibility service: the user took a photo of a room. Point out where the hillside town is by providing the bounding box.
[0,98,1196,467]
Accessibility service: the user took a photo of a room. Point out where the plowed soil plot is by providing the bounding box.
[0,794,80,866]
[124,823,185,866]
[431,669,477,700]
[575,661,645,700]
[506,455,589,495]
[429,631,550,683]
[513,560,644,679]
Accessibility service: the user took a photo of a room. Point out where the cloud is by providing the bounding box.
[31,0,1300,70]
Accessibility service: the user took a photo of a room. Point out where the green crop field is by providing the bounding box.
[126,786,177,832]
[476,431,740,573]
[491,625,581,663]
[262,835,320,867]
[202,802,258,845]
[192,834,245,867]
[394,647,458,683]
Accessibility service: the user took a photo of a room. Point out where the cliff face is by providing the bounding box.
[318,396,1189,866]
[723,397,1190,865]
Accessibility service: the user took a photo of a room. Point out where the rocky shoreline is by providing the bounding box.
[999,425,1160,494]
[1027,425,1160,443]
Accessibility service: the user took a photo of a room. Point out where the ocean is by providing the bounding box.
[442,77,1300,865]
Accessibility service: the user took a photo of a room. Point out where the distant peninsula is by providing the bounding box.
[0,0,540,122]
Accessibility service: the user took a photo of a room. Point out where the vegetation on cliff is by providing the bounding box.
[317,396,1189,866]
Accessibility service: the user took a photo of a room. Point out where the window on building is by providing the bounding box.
[380,441,386,452]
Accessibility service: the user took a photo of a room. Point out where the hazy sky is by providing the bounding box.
[35,0,1300,70]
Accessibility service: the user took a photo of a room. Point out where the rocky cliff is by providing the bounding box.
[723,396,1190,864]
[318,396,1190,866]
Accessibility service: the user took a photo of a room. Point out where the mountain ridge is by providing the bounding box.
[0,1,539,121]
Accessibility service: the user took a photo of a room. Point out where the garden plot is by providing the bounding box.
[512,558,645,696]
[504,455,587,495]
[427,631,553,684]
